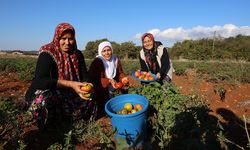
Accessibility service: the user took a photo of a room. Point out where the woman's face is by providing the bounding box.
[59,31,75,52]
[101,46,113,61]
[143,36,154,50]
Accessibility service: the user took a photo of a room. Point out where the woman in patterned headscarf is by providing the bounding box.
[139,33,174,84]
[25,22,97,129]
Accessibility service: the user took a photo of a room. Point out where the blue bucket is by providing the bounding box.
[105,94,149,147]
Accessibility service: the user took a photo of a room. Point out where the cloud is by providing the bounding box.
[135,24,250,46]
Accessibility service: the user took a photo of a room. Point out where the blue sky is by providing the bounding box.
[0,0,250,51]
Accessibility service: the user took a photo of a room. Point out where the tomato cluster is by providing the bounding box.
[113,77,129,89]
[116,103,143,115]
[134,70,154,81]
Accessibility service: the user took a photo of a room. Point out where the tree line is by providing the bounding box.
[83,38,141,59]
[83,35,250,61]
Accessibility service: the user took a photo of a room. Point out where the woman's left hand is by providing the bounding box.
[156,73,161,79]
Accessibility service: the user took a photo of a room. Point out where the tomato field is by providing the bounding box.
[0,56,250,150]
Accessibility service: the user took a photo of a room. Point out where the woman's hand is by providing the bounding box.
[121,77,129,85]
[109,79,117,88]
[58,80,93,101]
[156,73,161,79]
[78,82,94,100]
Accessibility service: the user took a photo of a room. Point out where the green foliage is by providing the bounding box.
[0,96,30,149]
[173,60,250,83]
[71,119,115,149]
[128,82,223,149]
[47,130,73,150]
[83,39,141,59]
[0,57,36,80]
[213,86,227,101]
[169,35,250,61]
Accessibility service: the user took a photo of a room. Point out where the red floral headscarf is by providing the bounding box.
[141,33,159,73]
[39,23,80,81]
[141,33,155,50]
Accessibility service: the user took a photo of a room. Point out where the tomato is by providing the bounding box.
[121,77,129,85]
[82,93,91,98]
[148,76,154,81]
[114,82,123,89]
[124,103,133,111]
[120,108,128,115]
[135,70,141,78]
[131,109,137,114]
[80,83,93,92]
[134,104,143,111]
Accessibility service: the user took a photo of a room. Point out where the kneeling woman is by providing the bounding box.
[88,41,128,118]
[25,23,97,129]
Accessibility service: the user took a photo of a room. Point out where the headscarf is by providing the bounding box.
[96,41,117,79]
[39,23,80,81]
[141,33,159,74]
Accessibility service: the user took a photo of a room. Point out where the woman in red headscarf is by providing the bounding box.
[25,23,97,129]
[139,33,174,84]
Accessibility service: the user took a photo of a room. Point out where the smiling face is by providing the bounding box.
[143,36,154,50]
[59,30,75,52]
[101,46,113,61]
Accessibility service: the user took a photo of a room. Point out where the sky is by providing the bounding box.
[0,0,250,51]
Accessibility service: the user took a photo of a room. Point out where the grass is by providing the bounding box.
[1,57,250,84]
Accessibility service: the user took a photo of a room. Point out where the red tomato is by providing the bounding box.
[114,82,123,89]
[135,70,141,78]
[134,104,143,111]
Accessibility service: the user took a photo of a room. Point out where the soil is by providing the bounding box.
[1,71,250,149]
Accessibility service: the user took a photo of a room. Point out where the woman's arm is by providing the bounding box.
[88,58,110,88]
[139,56,149,72]
[77,50,90,82]
[159,48,170,77]
[32,52,58,90]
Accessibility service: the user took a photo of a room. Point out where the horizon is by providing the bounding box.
[1,0,250,51]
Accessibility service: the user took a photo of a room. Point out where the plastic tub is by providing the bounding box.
[105,94,149,147]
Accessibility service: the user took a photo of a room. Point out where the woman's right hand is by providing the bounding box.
[57,80,93,100]
[109,79,117,88]
[69,81,93,100]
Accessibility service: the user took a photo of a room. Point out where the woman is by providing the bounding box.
[88,41,128,118]
[25,23,96,129]
[139,33,174,84]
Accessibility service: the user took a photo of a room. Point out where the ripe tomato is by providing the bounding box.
[121,77,129,85]
[114,82,123,89]
[135,70,141,78]
[148,76,154,81]
[124,103,133,111]
[80,83,93,92]
[134,104,143,111]
[121,108,128,115]
[131,109,137,114]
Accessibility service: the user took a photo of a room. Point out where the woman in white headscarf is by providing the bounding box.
[89,41,128,118]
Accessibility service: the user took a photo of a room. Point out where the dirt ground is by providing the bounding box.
[1,71,250,149]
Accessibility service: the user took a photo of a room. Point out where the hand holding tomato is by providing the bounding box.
[121,77,129,85]
[114,82,123,89]
[80,83,93,92]
[79,82,94,101]
[156,73,161,79]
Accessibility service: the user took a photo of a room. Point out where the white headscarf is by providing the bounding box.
[97,41,117,79]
